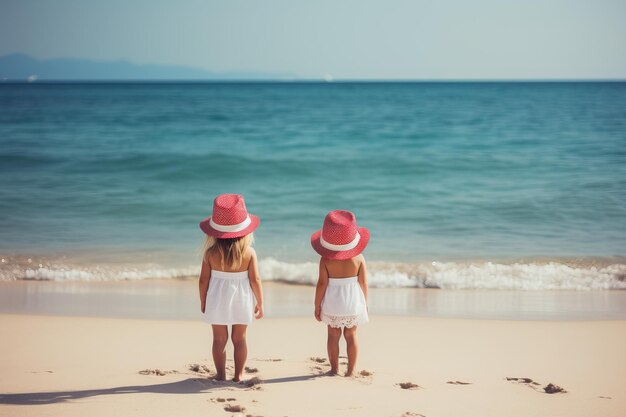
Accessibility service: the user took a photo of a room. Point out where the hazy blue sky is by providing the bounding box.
[1,0,625,79]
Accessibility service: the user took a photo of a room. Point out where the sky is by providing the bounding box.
[1,0,625,80]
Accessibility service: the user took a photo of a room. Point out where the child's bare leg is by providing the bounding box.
[327,326,341,375]
[343,326,358,376]
[211,325,228,380]
[231,324,248,382]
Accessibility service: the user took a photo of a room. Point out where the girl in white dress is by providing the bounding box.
[312,210,369,376]
[198,194,263,382]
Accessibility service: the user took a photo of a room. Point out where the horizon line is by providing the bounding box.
[2,78,626,84]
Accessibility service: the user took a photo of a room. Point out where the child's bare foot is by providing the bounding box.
[325,369,339,376]
[232,375,242,382]
[214,373,226,381]
[345,371,354,377]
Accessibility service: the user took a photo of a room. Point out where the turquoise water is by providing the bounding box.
[1,82,625,287]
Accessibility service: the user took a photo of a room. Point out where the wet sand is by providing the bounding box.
[1,280,626,320]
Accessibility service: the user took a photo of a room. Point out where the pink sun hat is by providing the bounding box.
[199,194,260,238]
[311,210,370,260]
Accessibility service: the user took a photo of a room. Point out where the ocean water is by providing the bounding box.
[1,82,625,289]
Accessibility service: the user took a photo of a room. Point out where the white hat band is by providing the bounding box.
[320,232,361,251]
[209,215,252,233]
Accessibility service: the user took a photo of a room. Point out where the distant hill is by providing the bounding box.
[0,53,293,81]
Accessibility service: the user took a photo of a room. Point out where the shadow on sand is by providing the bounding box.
[0,374,321,405]
[0,378,214,405]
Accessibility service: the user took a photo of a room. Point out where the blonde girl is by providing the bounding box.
[199,194,263,382]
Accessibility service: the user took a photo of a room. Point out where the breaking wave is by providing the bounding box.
[1,255,625,290]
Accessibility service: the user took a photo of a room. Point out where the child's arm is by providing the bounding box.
[248,248,264,319]
[314,259,329,321]
[357,256,368,305]
[199,259,211,313]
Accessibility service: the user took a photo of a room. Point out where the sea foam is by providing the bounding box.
[259,258,626,290]
[1,256,625,290]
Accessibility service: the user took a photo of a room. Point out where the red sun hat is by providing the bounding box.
[311,210,370,260]
[199,194,260,238]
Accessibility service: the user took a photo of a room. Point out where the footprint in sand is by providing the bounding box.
[506,377,539,385]
[506,377,566,394]
[400,413,426,417]
[242,377,263,389]
[446,380,471,385]
[543,383,566,394]
[349,369,374,384]
[397,382,420,390]
[138,369,178,376]
[188,364,212,374]
[245,366,259,373]
[351,370,373,380]
[223,404,246,412]
[212,397,238,403]
[309,357,330,375]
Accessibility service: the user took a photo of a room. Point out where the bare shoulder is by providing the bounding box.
[245,246,257,264]
[205,250,216,267]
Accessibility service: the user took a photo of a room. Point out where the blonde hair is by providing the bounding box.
[201,233,254,270]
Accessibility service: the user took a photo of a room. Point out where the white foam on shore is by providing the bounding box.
[0,261,198,282]
[1,256,625,290]
[258,258,418,288]
[259,258,626,290]
[419,261,626,290]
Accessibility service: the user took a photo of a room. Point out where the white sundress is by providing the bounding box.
[203,270,256,325]
[321,276,369,328]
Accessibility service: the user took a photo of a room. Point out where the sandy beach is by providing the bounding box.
[3,3,626,417]
[1,312,624,417]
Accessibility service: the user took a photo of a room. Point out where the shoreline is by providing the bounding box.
[1,313,624,417]
[1,280,626,321]
[2,254,625,290]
